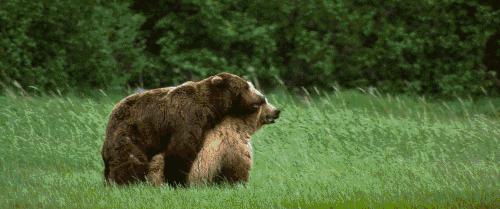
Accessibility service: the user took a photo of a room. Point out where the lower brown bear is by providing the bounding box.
[101,73,266,185]
[147,99,280,186]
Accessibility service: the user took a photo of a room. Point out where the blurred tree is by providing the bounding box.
[0,0,146,91]
[1,0,498,95]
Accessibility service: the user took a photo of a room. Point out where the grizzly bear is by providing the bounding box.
[146,99,280,186]
[101,73,266,185]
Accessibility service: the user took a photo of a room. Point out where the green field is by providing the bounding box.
[1,90,499,209]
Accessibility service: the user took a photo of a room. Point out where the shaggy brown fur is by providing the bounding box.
[147,101,280,186]
[101,73,266,185]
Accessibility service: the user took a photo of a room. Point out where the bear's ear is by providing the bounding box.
[211,75,224,86]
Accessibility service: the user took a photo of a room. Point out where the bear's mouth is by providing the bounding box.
[264,109,281,124]
[264,115,277,124]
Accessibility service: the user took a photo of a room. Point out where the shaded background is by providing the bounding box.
[0,0,498,96]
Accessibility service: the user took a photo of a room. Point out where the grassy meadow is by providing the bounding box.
[0,90,499,208]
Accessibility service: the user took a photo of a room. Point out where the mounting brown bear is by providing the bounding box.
[101,73,266,185]
[146,98,280,186]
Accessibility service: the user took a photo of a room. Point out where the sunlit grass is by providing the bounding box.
[0,90,498,208]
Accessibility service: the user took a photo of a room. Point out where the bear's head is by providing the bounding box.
[209,72,266,114]
[231,97,280,132]
[255,98,280,129]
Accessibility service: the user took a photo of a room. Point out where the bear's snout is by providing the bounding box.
[264,108,280,124]
[274,109,281,118]
[271,109,280,120]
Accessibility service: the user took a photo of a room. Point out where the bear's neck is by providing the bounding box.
[199,85,232,123]
[229,113,260,134]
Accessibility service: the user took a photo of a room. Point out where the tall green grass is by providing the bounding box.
[0,90,498,208]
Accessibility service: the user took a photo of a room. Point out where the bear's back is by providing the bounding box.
[105,87,173,140]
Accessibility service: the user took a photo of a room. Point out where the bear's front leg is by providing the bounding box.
[187,138,224,186]
[163,130,204,186]
[219,152,252,184]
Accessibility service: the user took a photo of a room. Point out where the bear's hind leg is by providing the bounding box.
[108,160,148,185]
[105,137,149,185]
[146,153,165,186]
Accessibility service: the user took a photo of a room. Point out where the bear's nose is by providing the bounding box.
[274,109,281,118]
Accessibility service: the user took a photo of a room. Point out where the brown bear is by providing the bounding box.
[146,98,280,186]
[101,73,266,185]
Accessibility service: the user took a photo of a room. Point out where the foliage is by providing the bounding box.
[131,0,499,95]
[1,91,499,208]
[0,0,146,90]
[1,0,499,95]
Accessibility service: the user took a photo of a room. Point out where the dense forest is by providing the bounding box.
[1,0,499,95]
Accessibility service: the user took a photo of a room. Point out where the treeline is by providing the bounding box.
[1,0,499,95]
